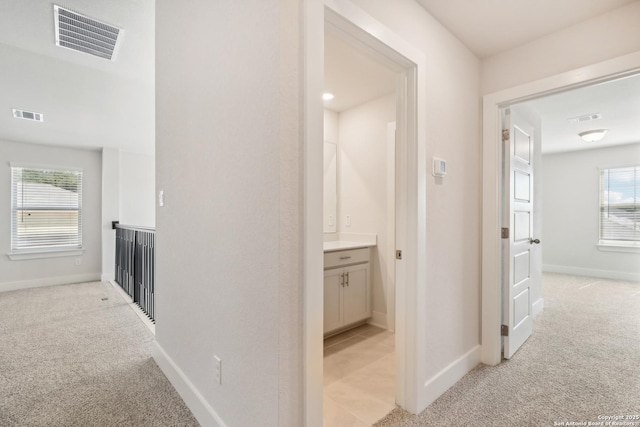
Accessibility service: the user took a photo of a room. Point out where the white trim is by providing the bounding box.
[597,242,640,253]
[101,272,115,282]
[422,345,481,408]
[9,162,84,172]
[369,311,389,330]
[482,51,640,367]
[386,122,396,333]
[532,298,544,318]
[304,1,327,426]
[151,342,227,427]
[8,248,84,261]
[543,264,640,282]
[0,273,101,293]
[108,280,155,335]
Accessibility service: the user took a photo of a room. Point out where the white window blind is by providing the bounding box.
[11,166,83,252]
[599,166,640,243]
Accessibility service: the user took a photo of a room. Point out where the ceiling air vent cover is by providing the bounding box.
[13,109,44,122]
[54,5,121,60]
[567,113,602,124]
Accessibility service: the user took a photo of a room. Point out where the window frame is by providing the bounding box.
[9,163,85,260]
[597,164,640,253]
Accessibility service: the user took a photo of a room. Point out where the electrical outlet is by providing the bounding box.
[346,215,351,227]
[75,258,81,266]
[214,355,222,385]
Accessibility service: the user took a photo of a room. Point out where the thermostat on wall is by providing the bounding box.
[433,157,447,177]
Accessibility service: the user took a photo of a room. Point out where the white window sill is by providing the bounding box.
[597,242,640,254]
[7,248,85,261]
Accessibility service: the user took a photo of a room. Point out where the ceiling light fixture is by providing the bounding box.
[322,93,335,101]
[578,129,607,142]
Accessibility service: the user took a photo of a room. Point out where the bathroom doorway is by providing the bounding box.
[304,3,429,426]
[321,26,399,417]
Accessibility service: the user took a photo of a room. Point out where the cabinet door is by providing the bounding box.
[342,263,370,326]
[323,269,343,334]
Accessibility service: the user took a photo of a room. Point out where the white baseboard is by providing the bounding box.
[0,273,102,293]
[368,311,388,330]
[152,342,227,427]
[543,264,640,282]
[420,345,481,410]
[101,273,115,282]
[532,298,544,318]
[108,281,155,335]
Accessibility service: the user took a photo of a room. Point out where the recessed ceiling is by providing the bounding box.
[415,0,636,58]
[0,0,154,154]
[324,31,397,113]
[522,73,640,154]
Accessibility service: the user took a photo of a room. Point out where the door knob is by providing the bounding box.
[529,238,540,245]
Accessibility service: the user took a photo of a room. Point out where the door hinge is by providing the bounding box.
[501,227,509,239]
[502,129,510,142]
[396,250,402,260]
[501,325,509,336]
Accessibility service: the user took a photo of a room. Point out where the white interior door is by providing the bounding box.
[502,108,539,359]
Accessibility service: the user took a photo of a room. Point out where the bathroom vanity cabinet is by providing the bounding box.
[323,247,371,335]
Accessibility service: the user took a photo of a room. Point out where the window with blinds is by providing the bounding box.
[11,166,83,252]
[599,166,640,244]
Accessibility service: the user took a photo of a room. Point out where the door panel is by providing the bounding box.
[502,108,536,359]
[514,171,531,201]
[513,251,530,285]
[323,269,343,334]
[514,212,530,241]
[342,264,370,326]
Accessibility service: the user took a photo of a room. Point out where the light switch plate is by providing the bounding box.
[433,157,446,177]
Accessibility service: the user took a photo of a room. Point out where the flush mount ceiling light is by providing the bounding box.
[54,5,122,60]
[13,109,44,122]
[322,93,335,101]
[579,129,608,142]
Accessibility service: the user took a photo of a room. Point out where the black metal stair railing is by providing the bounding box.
[115,224,155,322]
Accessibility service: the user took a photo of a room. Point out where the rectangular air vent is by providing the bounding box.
[567,113,602,124]
[13,109,44,122]
[54,5,121,60]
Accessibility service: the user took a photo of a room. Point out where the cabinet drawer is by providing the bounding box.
[324,248,369,269]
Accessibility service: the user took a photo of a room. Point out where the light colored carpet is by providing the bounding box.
[0,281,199,427]
[375,273,640,426]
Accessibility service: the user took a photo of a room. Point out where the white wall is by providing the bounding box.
[542,143,640,281]
[337,93,395,327]
[101,149,155,281]
[0,140,102,291]
[156,0,480,422]
[350,0,482,408]
[324,109,339,143]
[119,150,155,228]
[101,148,120,282]
[481,1,640,94]
[154,1,302,426]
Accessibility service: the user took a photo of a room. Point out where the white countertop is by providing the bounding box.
[323,240,376,252]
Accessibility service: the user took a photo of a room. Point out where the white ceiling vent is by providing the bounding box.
[54,5,122,60]
[567,113,602,124]
[13,109,44,122]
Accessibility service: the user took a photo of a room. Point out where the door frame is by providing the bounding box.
[481,51,640,365]
[304,0,428,425]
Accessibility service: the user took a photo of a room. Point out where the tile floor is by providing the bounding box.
[323,324,396,426]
